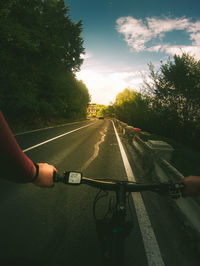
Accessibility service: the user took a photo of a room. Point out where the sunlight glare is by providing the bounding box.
[76,69,143,105]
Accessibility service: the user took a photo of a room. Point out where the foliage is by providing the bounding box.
[145,53,200,145]
[98,105,115,117]
[114,53,200,149]
[114,88,150,128]
[0,0,89,122]
[95,104,106,117]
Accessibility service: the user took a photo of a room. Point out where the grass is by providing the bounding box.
[138,131,200,177]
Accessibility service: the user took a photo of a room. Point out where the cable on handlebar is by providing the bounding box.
[54,172,185,199]
[93,190,109,221]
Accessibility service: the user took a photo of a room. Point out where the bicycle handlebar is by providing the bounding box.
[54,171,185,199]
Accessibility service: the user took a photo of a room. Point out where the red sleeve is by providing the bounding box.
[0,111,35,183]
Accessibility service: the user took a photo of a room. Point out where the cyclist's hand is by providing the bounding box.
[33,163,57,188]
[181,176,200,197]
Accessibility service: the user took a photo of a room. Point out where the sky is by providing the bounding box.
[65,0,200,105]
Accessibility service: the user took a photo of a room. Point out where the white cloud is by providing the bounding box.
[147,44,200,59]
[162,45,200,60]
[147,17,190,35]
[147,45,162,52]
[116,16,200,59]
[116,16,152,51]
[76,67,144,105]
[187,21,200,33]
[80,52,93,59]
[190,32,200,45]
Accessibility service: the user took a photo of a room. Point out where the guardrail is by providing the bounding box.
[114,119,200,249]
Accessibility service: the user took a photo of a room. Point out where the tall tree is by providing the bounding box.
[0,0,88,121]
[143,53,200,144]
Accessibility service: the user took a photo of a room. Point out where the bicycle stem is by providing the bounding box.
[116,183,127,213]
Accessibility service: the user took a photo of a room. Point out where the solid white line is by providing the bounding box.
[23,122,96,153]
[112,120,165,266]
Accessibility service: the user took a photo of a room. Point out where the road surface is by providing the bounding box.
[0,119,199,266]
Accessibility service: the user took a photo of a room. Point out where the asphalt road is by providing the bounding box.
[0,119,199,266]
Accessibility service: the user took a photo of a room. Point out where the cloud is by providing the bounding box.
[147,17,190,35]
[190,32,200,45]
[116,16,200,59]
[147,44,200,60]
[80,52,93,59]
[76,67,144,105]
[162,45,200,59]
[116,17,152,51]
[187,21,200,33]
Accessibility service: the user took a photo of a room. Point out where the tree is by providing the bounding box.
[97,105,115,117]
[114,88,150,128]
[160,53,200,124]
[67,78,90,119]
[144,53,200,145]
[0,0,89,122]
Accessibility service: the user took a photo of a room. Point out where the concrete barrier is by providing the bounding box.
[114,118,200,248]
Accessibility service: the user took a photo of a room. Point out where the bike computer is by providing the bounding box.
[64,171,82,184]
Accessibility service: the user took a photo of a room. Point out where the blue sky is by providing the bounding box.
[65,0,200,105]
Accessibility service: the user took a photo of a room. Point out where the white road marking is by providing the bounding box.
[112,120,165,266]
[23,122,96,153]
[15,121,85,136]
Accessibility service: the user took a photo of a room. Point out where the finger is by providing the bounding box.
[52,166,57,173]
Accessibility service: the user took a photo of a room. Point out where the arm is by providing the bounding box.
[181,176,200,197]
[0,111,56,187]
